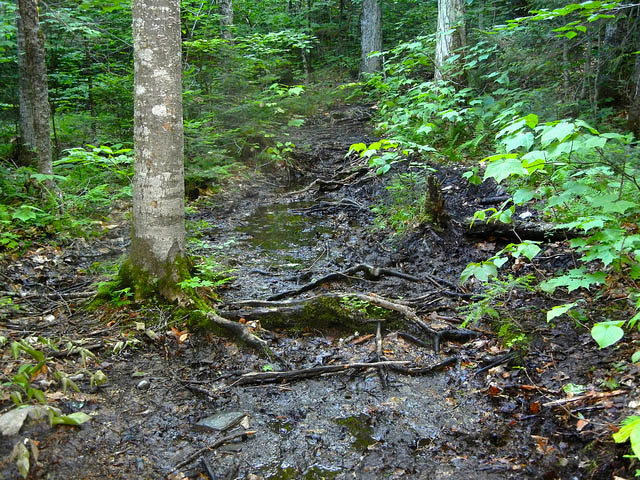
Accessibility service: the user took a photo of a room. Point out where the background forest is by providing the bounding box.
[2,0,640,477]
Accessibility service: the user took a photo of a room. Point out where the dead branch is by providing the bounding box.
[232,360,410,386]
[388,356,457,375]
[167,429,256,476]
[541,389,625,409]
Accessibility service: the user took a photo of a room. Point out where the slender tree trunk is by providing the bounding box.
[85,45,97,141]
[360,0,381,75]
[130,0,186,299]
[16,0,52,177]
[16,15,35,165]
[434,0,466,82]
[629,53,640,136]
[219,0,233,40]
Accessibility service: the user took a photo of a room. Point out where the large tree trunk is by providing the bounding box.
[360,0,381,75]
[16,15,35,165]
[219,0,233,40]
[16,0,52,177]
[434,0,465,82]
[629,53,640,136]
[130,0,186,300]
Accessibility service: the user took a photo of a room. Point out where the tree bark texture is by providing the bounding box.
[16,0,52,175]
[434,0,465,82]
[16,15,35,165]
[219,0,233,40]
[629,53,640,136]
[360,0,381,74]
[131,0,186,286]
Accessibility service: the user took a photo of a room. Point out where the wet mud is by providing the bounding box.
[1,103,637,479]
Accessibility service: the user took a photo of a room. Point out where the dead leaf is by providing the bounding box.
[488,385,502,396]
[529,401,541,414]
[576,419,589,431]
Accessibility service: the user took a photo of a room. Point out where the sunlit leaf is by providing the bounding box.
[591,321,624,349]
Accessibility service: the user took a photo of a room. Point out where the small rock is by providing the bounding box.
[43,314,56,322]
[195,411,246,432]
[136,379,150,390]
[518,211,533,220]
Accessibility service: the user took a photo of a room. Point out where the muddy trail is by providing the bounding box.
[1,103,637,480]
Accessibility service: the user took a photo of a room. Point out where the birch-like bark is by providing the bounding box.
[219,0,233,40]
[360,0,381,74]
[434,0,465,82]
[16,0,52,176]
[131,0,186,288]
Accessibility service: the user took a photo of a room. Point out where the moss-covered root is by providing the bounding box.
[206,311,269,352]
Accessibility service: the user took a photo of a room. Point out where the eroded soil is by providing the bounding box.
[1,103,638,479]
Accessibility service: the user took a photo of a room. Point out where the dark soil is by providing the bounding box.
[1,103,638,480]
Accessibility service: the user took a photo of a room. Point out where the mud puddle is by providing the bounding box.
[2,102,634,480]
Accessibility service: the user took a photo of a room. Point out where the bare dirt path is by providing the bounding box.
[1,102,635,479]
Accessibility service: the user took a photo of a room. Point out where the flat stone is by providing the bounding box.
[195,411,246,432]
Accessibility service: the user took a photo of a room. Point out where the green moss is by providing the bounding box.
[335,414,376,451]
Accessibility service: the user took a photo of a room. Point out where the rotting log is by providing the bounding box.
[463,218,577,242]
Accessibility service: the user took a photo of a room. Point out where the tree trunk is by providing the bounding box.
[629,53,640,136]
[16,16,35,166]
[219,0,233,40]
[434,0,465,82]
[360,0,381,75]
[130,0,186,300]
[16,0,52,177]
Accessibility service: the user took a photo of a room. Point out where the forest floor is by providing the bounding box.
[1,102,638,479]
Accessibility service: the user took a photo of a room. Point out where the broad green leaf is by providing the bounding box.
[11,206,42,223]
[613,416,640,459]
[562,383,586,394]
[514,241,541,260]
[539,268,606,293]
[483,156,527,183]
[523,113,538,129]
[460,261,498,283]
[502,132,534,152]
[591,321,624,349]
[540,121,575,146]
[547,302,577,323]
[631,351,640,363]
[512,188,535,205]
[50,412,91,426]
[287,118,305,127]
[583,135,607,149]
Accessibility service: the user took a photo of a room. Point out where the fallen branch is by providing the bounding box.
[291,197,366,213]
[542,389,625,409]
[388,356,457,375]
[232,360,410,386]
[167,430,256,476]
[267,264,421,301]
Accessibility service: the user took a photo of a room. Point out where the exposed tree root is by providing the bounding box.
[267,263,422,301]
[224,291,478,353]
[205,311,268,351]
